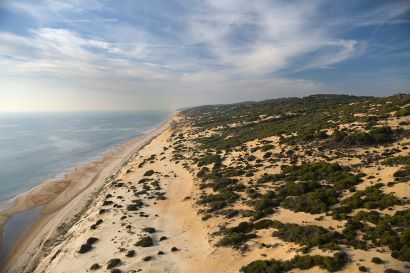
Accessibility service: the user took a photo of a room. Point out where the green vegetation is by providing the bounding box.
[271,223,341,250]
[86,237,98,245]
[174,93,410,269]
[217,232,257,248]
[332,184,400,220]
[384,155,410,182]
[259,162,360,191]
[106,259,121,269]
[90,263,101,270]
[240,252,348,273]
[142,227,156,233]
[363,209,410,262]
[183,94,410,149]
[216,220,341,250]
[282,188,339,214]
[332,126,397,146]
[78,243,92,254]
[143,170,155,176]
[393,166,410,182]
[135,236,153,247]
[125,250,135,257]
[396,106,410,117]
[197,153,222,167]
[383,155,410,166]
[78,237,99,254]
[371,257,383,264]
[253,162,360,214]
[199,189,239,212]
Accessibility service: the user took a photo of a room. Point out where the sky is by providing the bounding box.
[0,0,409,112]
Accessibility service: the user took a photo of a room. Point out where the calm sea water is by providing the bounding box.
[0,111,168,259]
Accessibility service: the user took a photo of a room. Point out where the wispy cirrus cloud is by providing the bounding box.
[0,0,408,111]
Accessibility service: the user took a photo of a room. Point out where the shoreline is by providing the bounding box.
[23,112,247,273]
[0,112,175,273]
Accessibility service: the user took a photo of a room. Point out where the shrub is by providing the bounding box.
[229,222,254,234]
[254,219,280,230]
[171,247,179,252]
[371,257,383,264]
[106,258,121,269]
[144,170,155,176]
[272,223,340,250]
[127,200,144,211]
[334,184,400,218]
[78,243,92,254]
[126,250,135,257]
[359,265,368,272]
[208,200,227,212]
[103,200,113,206]
[384,269,402,273]
[86,237,99,245]
[135,236,153,247]
[90,263,100,270]
[240,251,348,273]
[396,106,410,117]
[143,227,156,233]
[333,126,395,146]
[142,256,152,261]
[260,162,359,191]
[282,188,339,214]
[217,232,257,248]
[197,154,222,167]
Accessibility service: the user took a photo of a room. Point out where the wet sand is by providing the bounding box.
[0,114,174,273]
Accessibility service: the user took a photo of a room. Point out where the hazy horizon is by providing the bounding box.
[0,0,409,112]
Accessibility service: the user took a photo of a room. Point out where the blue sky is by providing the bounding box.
[0,0,409,111]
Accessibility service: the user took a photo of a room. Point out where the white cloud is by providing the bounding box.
[181,0,361,78]
[0,0,408,111]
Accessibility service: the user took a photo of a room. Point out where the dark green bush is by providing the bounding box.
[106,258,121,269]
[135,236,153,247]
[272,223,339,250]
[240,251,348,273]
[90,263,100,270]
[86,237,99,245]
[371,257,383,264]
[126,250,135,257]
[144,170,155,176]
[142,227,156,233]
[142,256,152,261]
[78,243,92,254]
[217,232,257,247]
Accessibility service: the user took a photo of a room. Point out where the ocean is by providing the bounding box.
[0,111,168,259]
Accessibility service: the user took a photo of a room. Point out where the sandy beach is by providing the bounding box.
[3,114,276,273]
[0,114,174,273]
[8,114,264,273]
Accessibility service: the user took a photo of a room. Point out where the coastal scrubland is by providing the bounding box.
[8,94,410,273]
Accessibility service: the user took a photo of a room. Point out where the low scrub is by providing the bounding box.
[241,252,348,273]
